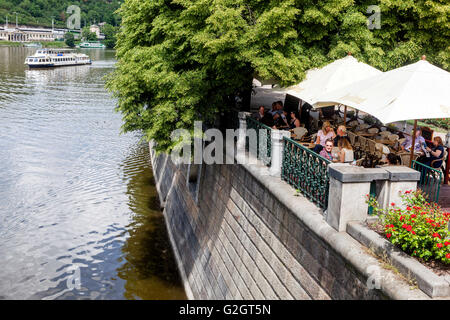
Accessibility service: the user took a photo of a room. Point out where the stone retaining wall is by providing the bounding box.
[150,142,432,300]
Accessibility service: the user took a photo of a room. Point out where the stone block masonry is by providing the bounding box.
[149,142,432,300]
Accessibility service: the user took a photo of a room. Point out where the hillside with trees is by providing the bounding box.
[0,0,121,28]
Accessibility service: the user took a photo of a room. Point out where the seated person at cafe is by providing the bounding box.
[337,138,354,163]
[269,102,278,116]
[334,125,351,147]
[422,136,445,168]
[260,110,275,127]
[270,101,289,128]
[299,101,312,131]
[252,106,265,121]
[319,139,334,161]
[289,111,301,129]
[313,121,336,153]
[378,153,400,166]
[400,127,426,153]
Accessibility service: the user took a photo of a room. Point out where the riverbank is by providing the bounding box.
[0,40,68,48]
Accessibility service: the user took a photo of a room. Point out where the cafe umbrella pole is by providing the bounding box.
[409,119,418,167]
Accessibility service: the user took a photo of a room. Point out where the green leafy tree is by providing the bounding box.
[64,32,75,48]
[107,0,450,152]
[101,23,118,49]
[82,26,97,41]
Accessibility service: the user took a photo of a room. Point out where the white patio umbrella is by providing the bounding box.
[314,57,450,165]
[285,54,382,122]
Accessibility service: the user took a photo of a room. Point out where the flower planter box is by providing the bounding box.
[347,220,450,298]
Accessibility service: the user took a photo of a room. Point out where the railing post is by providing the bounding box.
[326,164,388,232]
[269,130,291,177]
[377,166,420,209]
[237,112,251,152]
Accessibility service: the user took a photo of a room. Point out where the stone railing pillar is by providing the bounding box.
[237,112,251,151]
[326,164,388,232]
[376,166,420,209]
[269,130,291,177]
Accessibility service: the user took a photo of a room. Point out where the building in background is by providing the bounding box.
[0,21,81,42]
[89,24,105,40]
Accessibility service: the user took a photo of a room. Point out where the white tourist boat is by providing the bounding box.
[24,48,92,68]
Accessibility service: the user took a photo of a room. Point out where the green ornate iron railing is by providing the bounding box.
[412,160,443,203]
[281,137,331,209]
[246,116,272,166]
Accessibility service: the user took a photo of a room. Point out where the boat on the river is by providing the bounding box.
[77,41,106,49]
[24,48,92,68]
[23,42,42,48]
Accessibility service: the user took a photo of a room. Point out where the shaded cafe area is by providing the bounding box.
[248,54,450,209]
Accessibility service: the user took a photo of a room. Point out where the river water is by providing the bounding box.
[0,47,186,300]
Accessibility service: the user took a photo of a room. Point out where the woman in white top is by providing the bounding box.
[338,137,354,163]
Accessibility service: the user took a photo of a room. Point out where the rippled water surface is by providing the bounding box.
[0,47,186,300]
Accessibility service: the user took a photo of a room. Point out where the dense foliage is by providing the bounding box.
[107,0,450,151]
[422,119,450,131]
[368,191,450,264]
[64,31,74,47]
[0,0,121,28]
[81,26,97,41]
[101,23,118,49]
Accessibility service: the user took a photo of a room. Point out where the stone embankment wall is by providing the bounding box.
[150,142,431,300]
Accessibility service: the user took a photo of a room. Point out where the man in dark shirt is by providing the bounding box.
[252,106,265,121]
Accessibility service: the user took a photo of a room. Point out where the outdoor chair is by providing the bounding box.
[388,134,399,141]
[399,153,419,166]
[293,127,308,141]
[357,123,370,131]
[347,131,356,145]
[359,136,368,152]
[348,120,359,125]
[367,139,377,154]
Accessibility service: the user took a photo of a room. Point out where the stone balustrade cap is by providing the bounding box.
[382,166,421,182]
[328,163,389,183]
[238,111,251,119]
[271,129,291,140]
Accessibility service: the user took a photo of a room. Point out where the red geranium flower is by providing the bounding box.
[406,225,412,232]
[437,243,443,248]
[391,202,395,206]
[445,242,450,246]
[386,234,392,239]
[406,206,412,211]
[433,233,441,239]
[446,253,450,259]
